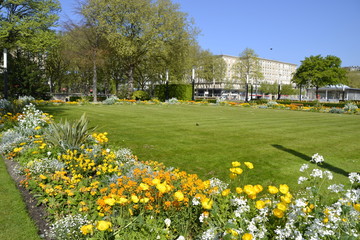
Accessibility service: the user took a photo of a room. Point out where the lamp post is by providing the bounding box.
[3,48,8,99]
[165,69,169,100]
[245,73,249,102]
[191,68,195,101]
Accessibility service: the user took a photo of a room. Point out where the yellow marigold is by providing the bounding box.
[279,184,289,194]
[244,162,254,169]
[230,167,243,175]
[277,202,288,211]
[117,197,128,204]
[104,198,116,206]
[131,195,139,203]
[227,229,239,236]
[80,224,94,235]
[280,195,292,204]
[232,161,241,167]
[221,189,231,197]
[96,221,112,231]
[273,208,284,218]
[243,185,256,196]
[152,178,161,185]
[39,174,47,180]
[174,191,185,201]
[354,203,360,212]
[229,173,237,179]
[236,187,243,194]
[268,186,279,194]
[201,198,213,210]
[140,197,150,203]
[139,183,149,191]
[34,126,41,130]
[13,147,23,153]
[255,200,266,209]
[254,184,263,193]
[242,233,253,240]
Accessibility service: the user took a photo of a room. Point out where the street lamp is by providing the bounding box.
[245,73,249,102]
[3,48,9,99]
[191,68,195,101]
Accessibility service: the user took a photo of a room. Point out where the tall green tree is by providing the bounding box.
[292,55,347,98]
[232,48,263,101]
[0,0,60,98]
[81,0,196,97]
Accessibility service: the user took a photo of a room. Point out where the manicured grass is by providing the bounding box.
[0,159,41,240]
[40,104,360,189]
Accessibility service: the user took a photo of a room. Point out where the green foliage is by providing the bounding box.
[154,84,192,101]
[259,82,278,94]
[292,55,347,92]
[132,90,150,101]
[45,114,95,150]
[346,70,360,88]
[232,48,264,83]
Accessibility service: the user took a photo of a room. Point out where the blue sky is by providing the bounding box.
[58,0,360,67]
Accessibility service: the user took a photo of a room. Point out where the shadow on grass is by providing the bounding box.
[271,144,350,177]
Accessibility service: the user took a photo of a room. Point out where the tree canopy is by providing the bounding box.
[292,55,347,97]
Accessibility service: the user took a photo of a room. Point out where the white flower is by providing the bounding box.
[298,176,308,184]
[311,153,324,164]
[324,170,333,180]
[164,218,171,228]
[192,197,200,206]
[349,172,360,184]
[328,184,344,193]
[199,212,209,223]
[310,169,323,178]
[299,164,309,172]
[295,198,307,208]
[177,236,185,240]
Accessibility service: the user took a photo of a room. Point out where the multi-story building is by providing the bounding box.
[195,55,297,100]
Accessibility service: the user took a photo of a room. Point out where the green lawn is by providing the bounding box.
[0,159,41,240]
[40,104,359,189]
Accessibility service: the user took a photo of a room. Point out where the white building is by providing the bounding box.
[195,55,297,100]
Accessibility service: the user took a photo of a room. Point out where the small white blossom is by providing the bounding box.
[324,170,333,180]
[328,184,345,193]
[311,153,324,164]
[192,197,200,206]
[164,218,171,228]
[177,236,185,240]
[298,176,308,184]
[199,212,209,223]
[349,172,360,184]
[310,169,323,178]
[299,164,309,172]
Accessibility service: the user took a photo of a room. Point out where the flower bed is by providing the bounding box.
[0,103,359,239]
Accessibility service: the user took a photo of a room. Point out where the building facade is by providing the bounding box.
[195,55,297,100]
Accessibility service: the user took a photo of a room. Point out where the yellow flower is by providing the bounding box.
[280,195,292,204]
[152,178,161,185]
[104,198,116,206]
[273,208,284,218]
[156,183,167,193]
[255,200,266,209]
[227,229,239,236]
[277,202,288,211]
[279,184,289,194]
[354,203,360,212]
[323,217,329,223]
[131,195,139,203]
[139,183,149,191]
[232,161,241,167]
[268,186,279,194]
[243,185,256,196]
[242,233,253,240]
[96,221,112,231]
[34,126,41,130]
[254,184,263,193]
[201,198,213,210]
[117,197,128,204]
[236,187,243,194]
[221,189,231,196]
[80,224,94,235]
[39,174,47,180]
[230,167,243,175]
[13,147,23,153]
[174,191,185,201]
[229,173,237,179]
[244,162,254,169]
[140,197,150,203]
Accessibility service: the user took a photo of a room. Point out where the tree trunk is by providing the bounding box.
[127,65,134,99]
[92,57,97,102]
[315,86,319,100]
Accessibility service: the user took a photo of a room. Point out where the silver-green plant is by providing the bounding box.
[343,102,358,113]
[45,114,95,150]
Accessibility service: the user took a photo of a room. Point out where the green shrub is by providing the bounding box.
[154,84,192,101]
[132,90,150,101]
